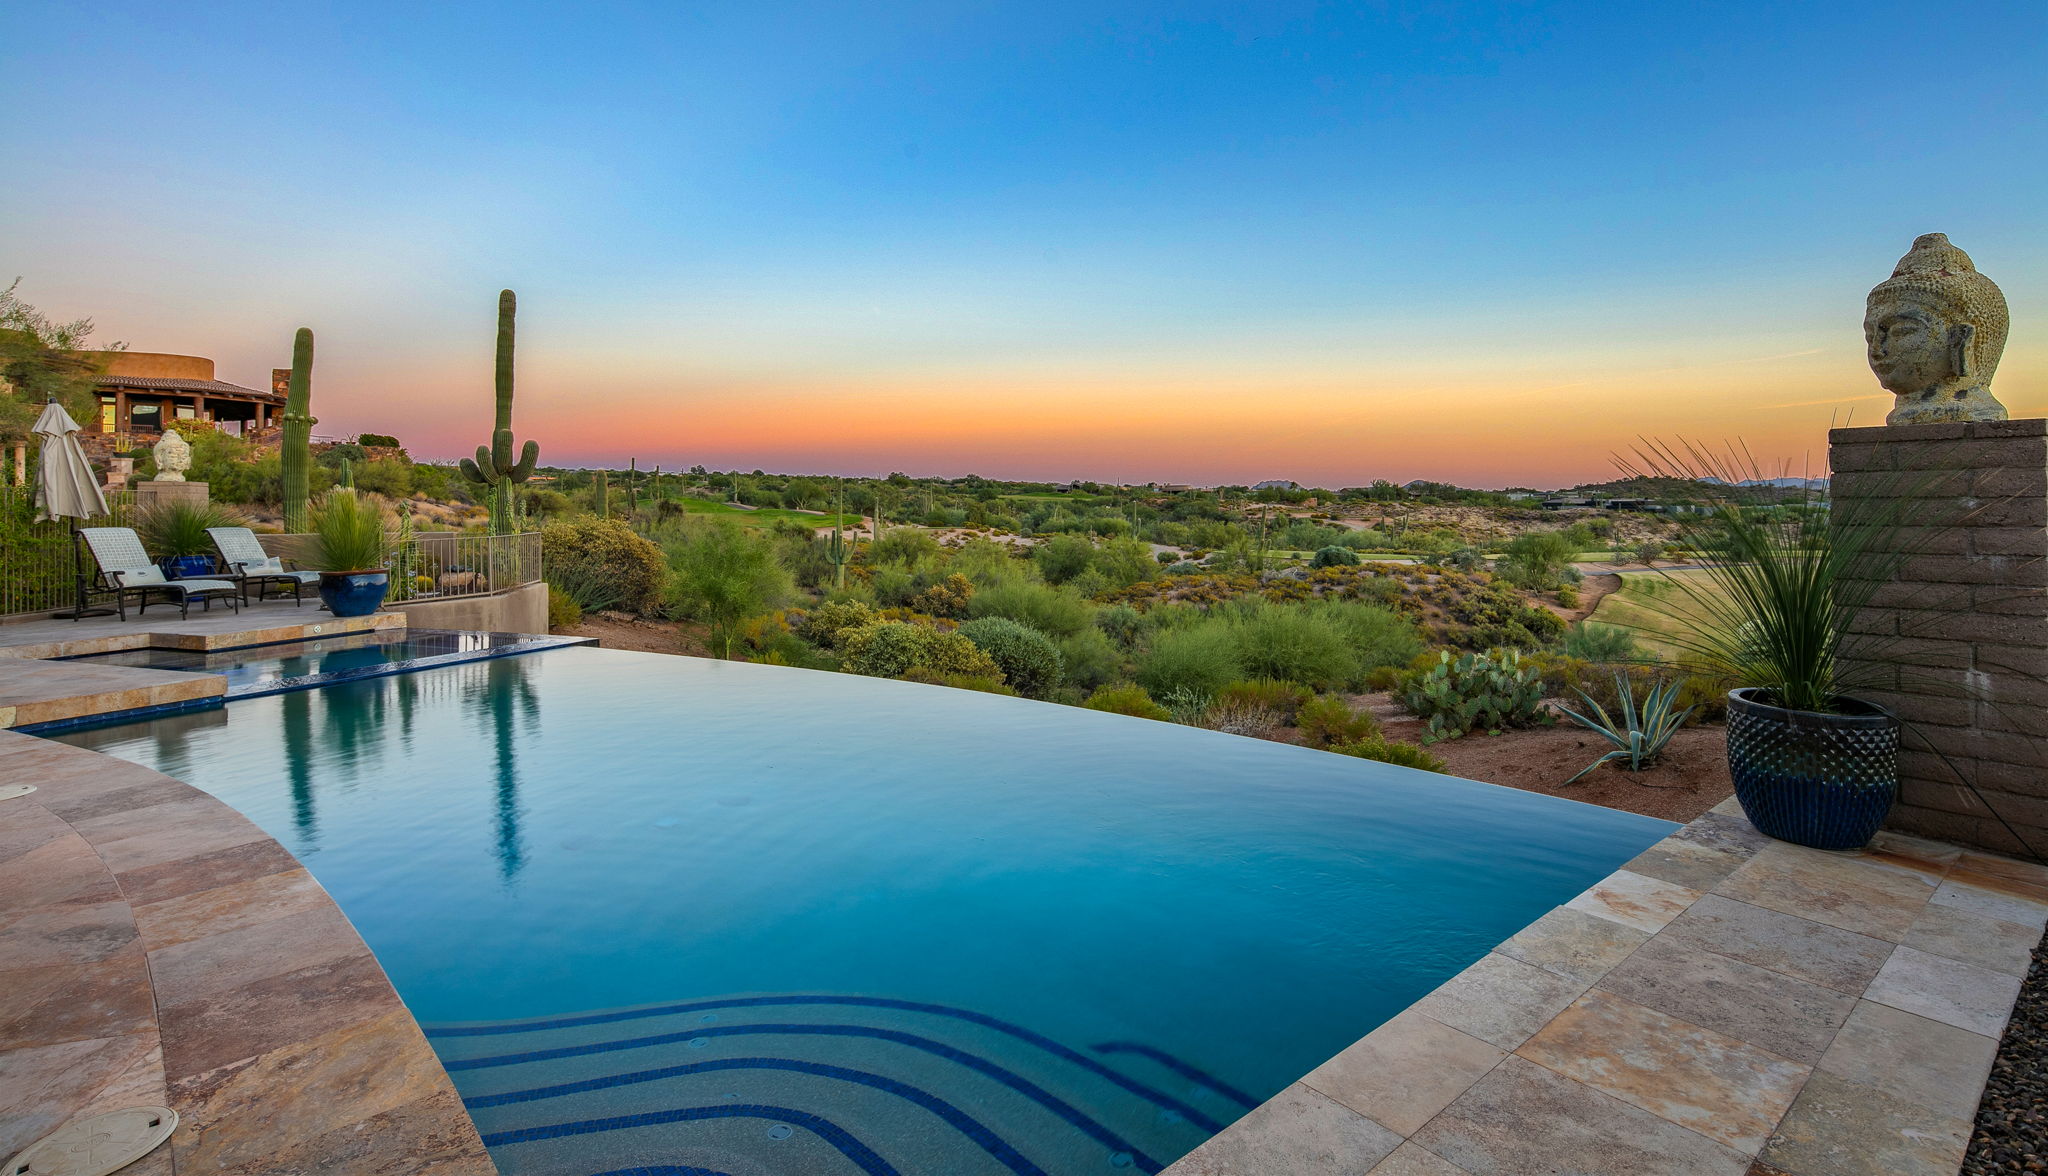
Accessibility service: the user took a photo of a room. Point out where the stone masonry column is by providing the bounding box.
[1830,419,2048,858]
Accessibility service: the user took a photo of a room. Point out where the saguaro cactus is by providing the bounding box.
[281,328,316,532]
[593,469,609,518]
[458,290,540,534]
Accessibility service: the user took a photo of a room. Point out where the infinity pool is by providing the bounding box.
[63,627,589,698]
[57,647,1670,1175]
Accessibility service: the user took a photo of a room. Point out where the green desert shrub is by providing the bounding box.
[663,520,794,656]
[1095,603,1146,647]
[901,667,1017,696]
[841,621,1003,681]
[1329,735,1448,773]
[1034,533,1096,584]
[1312,601,1427,675]
[1229,606,1358,691]
[957,617,1064,699]
[1400,648,1550,741]
[546,586,582,630]
[967,580,1095,638]
[1296,694,1379,748]
[1055,627,1122,692]
[803,599,878,647]
[1082,684,1171,721]
[1311,544,1360,568]
[1136,622,1243,699]
[1563,621,1638,663]
[870,528,941,567]
[1498,530,1578,590]
[1091,536,1160,588]
[543,516,667,615]
[1214,678,1314,724]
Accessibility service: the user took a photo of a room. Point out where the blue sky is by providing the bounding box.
[4,1,2042,484]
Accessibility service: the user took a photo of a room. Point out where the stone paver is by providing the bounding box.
[1170,1083,1401,1175]
[1865,944,2025,1037]
[1409,952,1588,1050]
[1165,807,2041,1176]
[1563,868,1701,933]
[1496,905,1648,985]
[1516,987,1808,1153]
[1595,934,1856,1065]
[1410,1056,1750,1176]
[1302,1009,1504,1135]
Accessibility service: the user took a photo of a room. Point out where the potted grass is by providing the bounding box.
[136,499,242,579]
[1616,441,1931,851]
[310,488,391,617]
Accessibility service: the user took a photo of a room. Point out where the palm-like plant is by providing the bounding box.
[1613,439,1936,715]
[1557,673,1693,783]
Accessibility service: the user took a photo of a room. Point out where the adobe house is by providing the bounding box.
[90,351,283,439]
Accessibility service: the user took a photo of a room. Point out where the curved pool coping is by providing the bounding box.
[0,727,496,1174]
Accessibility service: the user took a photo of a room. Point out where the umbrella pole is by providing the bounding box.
[54,520,114,621]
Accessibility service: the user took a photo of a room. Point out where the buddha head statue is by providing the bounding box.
[1865,233,2009,425]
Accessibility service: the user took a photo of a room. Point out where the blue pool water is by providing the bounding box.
[57,648,1671,1176]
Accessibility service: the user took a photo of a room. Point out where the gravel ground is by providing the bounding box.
[1966,928,2048,1174]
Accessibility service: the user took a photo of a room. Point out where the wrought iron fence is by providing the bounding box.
[0,489,539,618]
[0,485,137,617]
[256,530,542,603]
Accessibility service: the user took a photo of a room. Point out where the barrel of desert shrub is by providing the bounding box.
[1727,687,1898,851]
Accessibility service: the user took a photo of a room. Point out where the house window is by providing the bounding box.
[130,402,161,431]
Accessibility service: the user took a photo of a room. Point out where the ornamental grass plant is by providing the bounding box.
[310,489,388,572]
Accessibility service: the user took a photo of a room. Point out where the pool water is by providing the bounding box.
[57,648,1671,1176]
[63,627,589,698]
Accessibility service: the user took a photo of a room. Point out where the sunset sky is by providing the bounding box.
[5,1,2042,488]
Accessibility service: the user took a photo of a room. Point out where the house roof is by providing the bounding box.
[95,375,282,401]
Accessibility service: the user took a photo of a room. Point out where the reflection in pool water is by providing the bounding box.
[58,647,1672,1174]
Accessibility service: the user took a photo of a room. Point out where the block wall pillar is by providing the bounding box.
[1830,419,2048,859]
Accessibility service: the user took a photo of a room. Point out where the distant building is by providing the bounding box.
[1152,483,1194,493]
[1252,479,1299,491]
[88,351,283,439]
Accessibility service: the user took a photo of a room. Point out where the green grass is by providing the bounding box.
[1586,569,1736,663]
[659,497,861,530]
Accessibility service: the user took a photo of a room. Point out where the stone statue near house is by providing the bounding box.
[1866,233,2010,426]
[151,428,191,481]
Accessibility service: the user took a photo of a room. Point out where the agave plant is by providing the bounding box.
[1557,672,1693,784]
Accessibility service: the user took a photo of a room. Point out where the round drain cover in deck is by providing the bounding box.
[0,785,35,801]
[6,1106,178,1176]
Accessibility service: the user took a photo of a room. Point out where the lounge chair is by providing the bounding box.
[207,526,321,605]
[78,527,241,621]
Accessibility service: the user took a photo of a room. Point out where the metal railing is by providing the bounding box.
[257,530,542,603]
[0,485,137,617]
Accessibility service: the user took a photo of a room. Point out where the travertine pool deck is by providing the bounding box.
[1168,797,2048,1176]
[0,726,494,1174]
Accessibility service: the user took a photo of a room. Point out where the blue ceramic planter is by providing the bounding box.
[161,555,215,579]
[1727,688,1898,851]
[318,571,390,618]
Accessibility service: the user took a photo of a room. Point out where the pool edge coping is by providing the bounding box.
[1162,798,2048,1176]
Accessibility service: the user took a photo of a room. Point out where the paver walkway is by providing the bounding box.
[1168,798,2047,1176]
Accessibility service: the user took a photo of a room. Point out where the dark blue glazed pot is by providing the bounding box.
[161,555,215,579]
[318,571,390,617]
[1727,688,1897,851]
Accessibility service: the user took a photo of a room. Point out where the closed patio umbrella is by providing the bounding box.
[32,401,115,618]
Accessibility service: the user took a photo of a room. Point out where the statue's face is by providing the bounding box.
[1865,291,1959,395]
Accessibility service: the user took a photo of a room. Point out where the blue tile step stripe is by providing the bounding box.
[424,993,1257,1176]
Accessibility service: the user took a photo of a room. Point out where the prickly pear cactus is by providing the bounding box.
[1400,648,1551,741]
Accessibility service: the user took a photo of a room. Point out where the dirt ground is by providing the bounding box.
[1363,692,1732,823]
[561,612,711,657]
